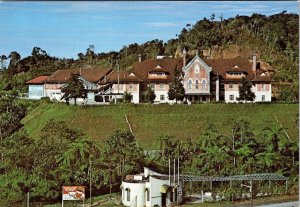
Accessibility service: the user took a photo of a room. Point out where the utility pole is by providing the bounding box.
[177,157,179,206]
[124,45,127,70]
[27,191,29,207]
[117,60,120,94]
[89,157,92,205]
[232,128,236,166]
[169,159,171,186]
[173,158,176,203]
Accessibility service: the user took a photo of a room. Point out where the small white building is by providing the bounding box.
[26,76,49,99]
[121,168,183,207]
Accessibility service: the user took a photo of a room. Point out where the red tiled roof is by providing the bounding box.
[252,74,273,82]
[133,59,183,83]
[26,76,49,84]
[46,68,112,83]
[205,57,272,82]
[104,70,144,83]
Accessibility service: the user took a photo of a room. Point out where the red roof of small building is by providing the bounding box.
[46,68,112,83]
[26,76,49,84]
[133,58,183,83]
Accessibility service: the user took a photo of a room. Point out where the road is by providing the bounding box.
[257,201,299,207]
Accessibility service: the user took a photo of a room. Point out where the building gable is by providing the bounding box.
[183,55,212,95]
[183,55,212,73]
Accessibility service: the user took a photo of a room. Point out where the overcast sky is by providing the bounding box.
[0,1,298,59]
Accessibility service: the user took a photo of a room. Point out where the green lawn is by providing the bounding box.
[22,102,298,149]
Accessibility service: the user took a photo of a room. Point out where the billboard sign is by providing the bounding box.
[62,186,85,200]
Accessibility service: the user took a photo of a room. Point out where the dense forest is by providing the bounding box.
[0,12,298,100]
[0,99,298,205]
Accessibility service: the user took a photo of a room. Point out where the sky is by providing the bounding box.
[0,1,298,59]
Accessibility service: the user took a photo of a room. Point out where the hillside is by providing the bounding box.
[1,12,298,100]
[22,102,299,149]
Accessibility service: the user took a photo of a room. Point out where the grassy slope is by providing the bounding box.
[22,102,298,149]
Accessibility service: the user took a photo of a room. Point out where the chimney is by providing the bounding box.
[216,75,219,102]
[138,54,142,62]
[183,48,187,68]
[252,54,257,74]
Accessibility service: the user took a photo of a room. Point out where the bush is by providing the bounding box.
[40,97,50,103]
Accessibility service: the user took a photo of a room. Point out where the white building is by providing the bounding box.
[121,168,183,207]
[26,76,49,99]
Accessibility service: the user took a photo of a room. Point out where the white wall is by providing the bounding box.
[28,85,44,99]
[111,83,140,104]
[149,176,170,207]
[121,182,146,207]
[224,84,272,103]
[45,89,63,101]
[253,84,272,102]
[254,91,272,102]
[224,90,240,103]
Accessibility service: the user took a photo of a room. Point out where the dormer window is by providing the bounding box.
[149,72,165,76]
[227,72,244,76]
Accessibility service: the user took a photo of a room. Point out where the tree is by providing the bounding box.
[210,13,215,21]
[237,77,255,102]
[123,91,132,103]
[168,69,185,103]
[145,86,156,103]
[61,73,87,105]
[31,47,48,59]
[78,53,84,61]
[0,55,7,70]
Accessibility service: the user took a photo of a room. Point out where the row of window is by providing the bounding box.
[229,95,266,101]
[150,84,165,90]
[187,79,207,90]
[228,84,266,90]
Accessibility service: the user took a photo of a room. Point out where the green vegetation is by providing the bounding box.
[168,68,186,103]
[0,97,298,206]
[23,102,298,149]
[61,73,88,105]
[145,86,156,103]
[237,77,256,102]
[123,91,133,103]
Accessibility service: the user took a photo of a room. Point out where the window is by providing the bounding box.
[195,79,199,89]
[262,95,265,101]
[150,84,155,89]
[195,64,200,74]
[201,79,207,89]
[129,84,134,90]
[262,84,265,90]
[126,188,130,201]
[229,95,234,101]
[145,189,150,201]
[229,84,233,89]
[160,84,164,89]
[160,95,165,101]
[188,79,192,89]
